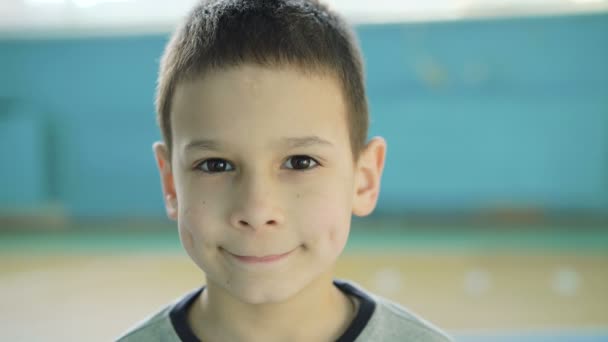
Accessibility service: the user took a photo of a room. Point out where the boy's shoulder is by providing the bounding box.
[115,305,175,342]
[115,289,200,342]
[342,281,453,342]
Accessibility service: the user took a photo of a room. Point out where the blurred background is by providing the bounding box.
[1,0,607,341]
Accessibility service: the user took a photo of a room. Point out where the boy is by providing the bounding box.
[118,0,452,341]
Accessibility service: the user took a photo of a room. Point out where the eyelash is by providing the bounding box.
[193,155,321,174]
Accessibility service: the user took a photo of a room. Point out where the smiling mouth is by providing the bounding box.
[223,248,296,264]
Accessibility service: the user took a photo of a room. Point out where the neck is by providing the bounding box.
[189,273,356,342]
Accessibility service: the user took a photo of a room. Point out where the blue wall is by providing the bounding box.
[1,13,607,217]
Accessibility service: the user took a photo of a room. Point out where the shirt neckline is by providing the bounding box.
[169,280,376,342]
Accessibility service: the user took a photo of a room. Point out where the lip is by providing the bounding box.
[224,248,296,264]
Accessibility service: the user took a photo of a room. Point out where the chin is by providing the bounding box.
[231,279,305,304]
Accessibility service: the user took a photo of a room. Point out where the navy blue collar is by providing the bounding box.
[169,280,376,342]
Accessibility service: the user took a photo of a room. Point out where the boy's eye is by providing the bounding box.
[196,158,235,173]
[284,155,319,170]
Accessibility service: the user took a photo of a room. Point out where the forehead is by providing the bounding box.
[171,64,350,152]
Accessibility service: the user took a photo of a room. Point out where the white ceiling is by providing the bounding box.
[1,0,607,38]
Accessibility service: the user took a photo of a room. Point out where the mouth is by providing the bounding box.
[222,247,297,264]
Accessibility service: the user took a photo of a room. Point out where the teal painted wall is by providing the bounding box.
[0,13,606,217]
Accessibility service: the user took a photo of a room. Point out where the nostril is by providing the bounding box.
[234,219,279,228]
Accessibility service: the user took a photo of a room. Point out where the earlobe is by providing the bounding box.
[153,142,178,220]
[352,137,387,217]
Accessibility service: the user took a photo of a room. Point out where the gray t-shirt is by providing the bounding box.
[117,280,452,342]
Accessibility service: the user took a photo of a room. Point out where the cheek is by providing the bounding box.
[298,187,352,254]
[177,202,228,276]
[177,190,222,258]
[176,175,217,239]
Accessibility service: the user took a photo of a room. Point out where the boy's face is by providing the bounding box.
[154,64,385,304]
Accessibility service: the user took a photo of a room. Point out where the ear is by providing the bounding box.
[352,137,387,217]
[153,142,178,220]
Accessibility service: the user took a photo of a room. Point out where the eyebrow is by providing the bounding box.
[184,135,334,152]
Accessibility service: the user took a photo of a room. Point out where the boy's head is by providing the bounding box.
[153,0,386,305]
[156,0,368,161]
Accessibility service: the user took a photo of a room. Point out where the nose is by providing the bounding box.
[228,172,285,231]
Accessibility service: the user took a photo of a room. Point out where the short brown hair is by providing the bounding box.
[156,0,369,161]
